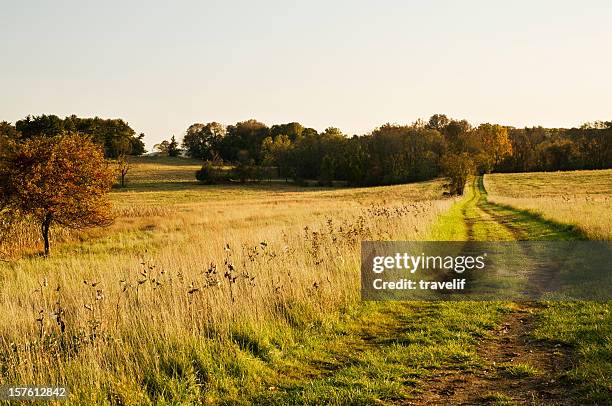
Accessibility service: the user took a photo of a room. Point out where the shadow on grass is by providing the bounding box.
[478,175,588,241]
[112,180,348,194]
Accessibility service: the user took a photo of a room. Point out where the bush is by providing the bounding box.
[195,162,225,184]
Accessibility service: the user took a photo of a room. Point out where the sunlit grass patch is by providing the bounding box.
[486,170,612,240]
[497,362,540,378]
[532,301,612,399]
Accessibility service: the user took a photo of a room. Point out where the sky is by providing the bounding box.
[1,0,611,150]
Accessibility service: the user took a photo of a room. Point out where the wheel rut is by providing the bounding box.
[409,176,581,405]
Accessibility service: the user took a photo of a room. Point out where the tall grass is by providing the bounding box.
[0,158,456,403]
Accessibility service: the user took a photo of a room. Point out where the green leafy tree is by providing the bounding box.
[319,155,335,186]
[183,122,226,160]
[219,119,269,163]
[426,114,450,132]
[14,115,145,158]
[154,140,170,154]
[440,153,474,195]
[234,150,256,183]
[195,161,228,184]
[261,134,293,180]
[270,122,304,142]
[538,139,580,171]
[15,115,65,138]
[130,133,147,156]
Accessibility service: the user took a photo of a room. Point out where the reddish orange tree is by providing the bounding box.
[0,134,115,256]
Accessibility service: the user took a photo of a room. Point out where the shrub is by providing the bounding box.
[195,161,224,184]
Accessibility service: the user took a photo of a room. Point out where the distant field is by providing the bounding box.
[110,157,449,237]
[121,155,203,185]
[485,170,612,239]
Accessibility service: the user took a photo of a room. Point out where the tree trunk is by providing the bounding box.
[41,213,52,256]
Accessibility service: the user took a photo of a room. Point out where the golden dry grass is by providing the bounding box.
[0,157,456,402]
[2,160,611,403]
[485,170,612,240]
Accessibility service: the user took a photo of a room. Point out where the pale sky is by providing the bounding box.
[1,0,611,150]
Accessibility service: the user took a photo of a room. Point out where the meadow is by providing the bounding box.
[0,158,610,404]
[485,171,612,403]
[0,157,455,403]
[485,170,612,240]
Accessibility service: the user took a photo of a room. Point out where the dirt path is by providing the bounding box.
[260,176,589,405]
[411,303,574,405]
[407,176,581,405]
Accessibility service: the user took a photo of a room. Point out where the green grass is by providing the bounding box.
[480,174,611,401]
[242,301,507,405]
[283,174,612,404]
[425,176,611,402]
[497,363,540,378]
[426,193,469,240]
[233,181,514,404]
[53,299,505,404]
[531,301,612,400]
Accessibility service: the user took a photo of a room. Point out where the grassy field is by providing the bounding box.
[0,158,610,404]
[485,171,612,403]
[122,156,204,184]
[486,170,612,240]
[0,157,456,404]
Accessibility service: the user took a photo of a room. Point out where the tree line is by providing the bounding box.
[0,113,610,256]
[1,114,146,158]
[171,115,611,192]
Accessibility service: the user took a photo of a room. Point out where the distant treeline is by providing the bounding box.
[499,126,611,172]
[2,114,610,192]
[177,115,611,187]
[0,115,146,158]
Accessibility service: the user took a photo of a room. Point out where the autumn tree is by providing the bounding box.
[0,134,115,256]
[0,121,21,142]
[472,123,513,173]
